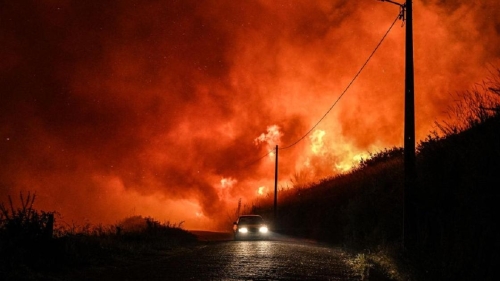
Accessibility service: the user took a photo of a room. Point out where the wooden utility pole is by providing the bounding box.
[381,0,416,250]
[274,145,278,222]
[403,0,417,251]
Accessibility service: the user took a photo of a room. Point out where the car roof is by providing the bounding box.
[238,215,262,218]
[237,215,264,222]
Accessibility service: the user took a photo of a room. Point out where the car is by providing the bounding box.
[233,215,269,240]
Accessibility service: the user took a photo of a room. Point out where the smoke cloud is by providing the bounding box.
[1,0,499,229]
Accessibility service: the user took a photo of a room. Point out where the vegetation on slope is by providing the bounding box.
[0,194,196,280]
[253,71,500,280]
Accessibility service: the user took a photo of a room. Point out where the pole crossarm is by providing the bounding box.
[379,0,406,22]
[379,0,403,6]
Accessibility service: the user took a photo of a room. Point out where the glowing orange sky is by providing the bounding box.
[1,0,499,230]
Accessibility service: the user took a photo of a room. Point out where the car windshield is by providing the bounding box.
[238,216,264,224]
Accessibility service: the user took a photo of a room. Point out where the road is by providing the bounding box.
[162,240,361,280]
[58,233,364,280]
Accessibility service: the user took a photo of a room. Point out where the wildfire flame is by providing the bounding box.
[255,125,283,157]
[257,186,267,196]
[310,130,326,155]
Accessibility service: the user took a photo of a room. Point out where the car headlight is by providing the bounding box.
[238,227,248,233]
[259,226,268,233]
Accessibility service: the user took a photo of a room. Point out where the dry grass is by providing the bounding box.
[0,195,196,280]
[253,71,500,280]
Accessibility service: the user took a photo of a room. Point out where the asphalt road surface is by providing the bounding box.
[61,232,363,281]
[158,240,361,280]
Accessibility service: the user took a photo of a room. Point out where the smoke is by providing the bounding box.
[1,0,499,230]
[254,125,283,152]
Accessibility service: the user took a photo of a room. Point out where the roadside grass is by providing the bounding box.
[253,71,500,280]
[0,194,196,280]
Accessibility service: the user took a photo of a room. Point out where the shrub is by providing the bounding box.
[0,192,54,242]
[0,194,197,280]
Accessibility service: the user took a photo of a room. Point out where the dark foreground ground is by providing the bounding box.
[43,231,374,281]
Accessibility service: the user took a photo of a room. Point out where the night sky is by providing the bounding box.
[1,0,499,229]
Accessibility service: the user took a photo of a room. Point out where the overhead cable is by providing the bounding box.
[242,12,401,168]
[280,13,401,151]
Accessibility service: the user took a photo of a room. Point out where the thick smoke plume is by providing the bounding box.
[1,0,499,229]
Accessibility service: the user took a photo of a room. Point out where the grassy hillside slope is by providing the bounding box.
[254,85,500,280]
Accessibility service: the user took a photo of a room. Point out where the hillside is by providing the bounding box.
[254,96,500,280]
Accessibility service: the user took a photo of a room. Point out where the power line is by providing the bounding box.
[241,12,400,168]
[280,13,401,151]
[241,148,276,168]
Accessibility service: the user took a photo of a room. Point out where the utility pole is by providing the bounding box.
[403,0,417,251]
[274,145,278,222]
[236,198,241,218]
[380,0,416,250]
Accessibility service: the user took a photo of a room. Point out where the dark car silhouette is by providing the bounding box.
[233,215,269,240]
